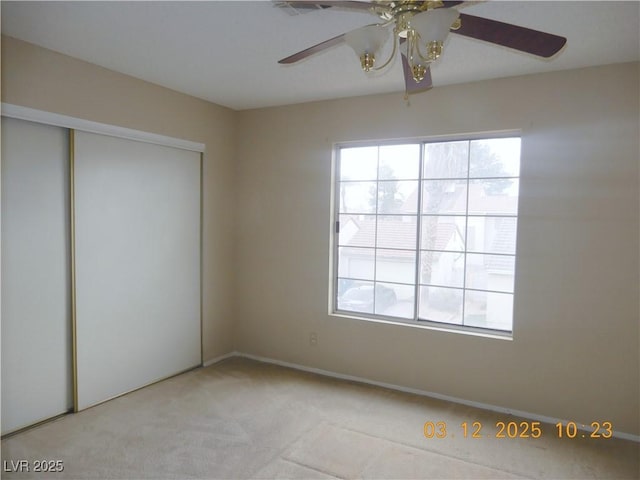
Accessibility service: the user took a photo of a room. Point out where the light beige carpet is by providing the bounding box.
[2,357,638,479]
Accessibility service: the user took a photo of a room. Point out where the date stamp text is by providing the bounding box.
[423,421,613,439]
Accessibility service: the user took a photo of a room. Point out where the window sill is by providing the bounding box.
[330,311,514,341]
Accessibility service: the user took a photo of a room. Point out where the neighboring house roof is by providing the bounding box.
[486,217,517,272]
[421,221,462,252]
[450,183,518,215]
[341,216,462,259]
[347,218,416,250]
[341,218,414,259]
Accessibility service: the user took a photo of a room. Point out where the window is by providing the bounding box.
[332,136,520,334]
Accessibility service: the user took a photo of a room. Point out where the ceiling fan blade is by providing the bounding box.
[455,13,567,58]
[283,1,378,11]
[278,32,346,64]
[401,53,433,94]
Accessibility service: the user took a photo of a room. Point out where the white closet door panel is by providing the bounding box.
[74,131,201,410]
[1,117,72,434]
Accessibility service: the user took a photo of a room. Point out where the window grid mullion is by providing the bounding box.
[413,144,425,322]
[372,147,380,314]
[334,151,342,313]
[461,140,472,327]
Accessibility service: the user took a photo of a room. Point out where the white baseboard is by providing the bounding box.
[202,351,239,367]
[205,351,640,443]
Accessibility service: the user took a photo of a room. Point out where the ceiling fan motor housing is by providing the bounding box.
[375,0,444,20]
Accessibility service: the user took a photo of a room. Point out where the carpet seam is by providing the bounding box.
[278,457,345,479]
[326,421,537,480]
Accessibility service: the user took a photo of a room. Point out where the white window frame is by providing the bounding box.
[330,133,521,337]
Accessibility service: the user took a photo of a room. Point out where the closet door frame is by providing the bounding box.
[1,117,72,435]
[72,131,203,411]
[1,103,205,421]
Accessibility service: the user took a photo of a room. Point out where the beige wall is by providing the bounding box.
[3,34,639,436]
[1,35,237,360]
[235,63,640,435]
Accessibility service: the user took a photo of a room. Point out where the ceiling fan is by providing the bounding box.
[277,1,567,95]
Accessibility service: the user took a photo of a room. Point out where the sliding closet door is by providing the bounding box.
[1,117,73,434]
[73,131,201,410]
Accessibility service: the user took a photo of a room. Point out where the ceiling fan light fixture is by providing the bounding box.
[411,63,427,82]
[403,7,459,80]
[426,40,443,61]
[410,7,460,45]
[360,52,375,71]
[345,24,389,72]
[341,6,459,79]
[395,13,413,38]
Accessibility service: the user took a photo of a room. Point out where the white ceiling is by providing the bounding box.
[2,1,639,110]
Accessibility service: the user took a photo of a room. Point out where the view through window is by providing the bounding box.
[333,136,521,333]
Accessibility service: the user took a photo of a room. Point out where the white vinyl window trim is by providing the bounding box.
[331,134,521,336]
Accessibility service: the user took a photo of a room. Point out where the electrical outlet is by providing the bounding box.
[309,332,318,346]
